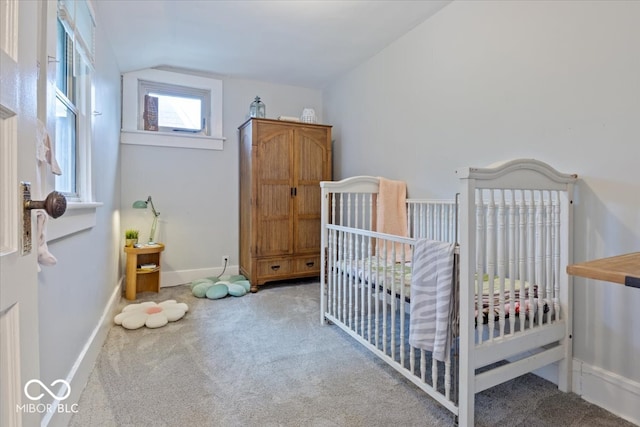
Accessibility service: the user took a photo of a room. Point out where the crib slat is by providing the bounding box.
[329,229,335,318]
[545,191,553,324]
[381,240,388,355]
[553,192,561,321]
[536,194,544,328]
[359,231,366,336]
[497,190,506,338]
[367,232,373,343]
[444,357,451,400]
[374,243,380,349]
[486,191,497,341]
[340,237,344,323]
[508,190,517,335]
[527,190,535,330]
[399,244,406,367]
[389,243,396,359]
[348,228,355,329]
[518,195,526,333]
[432,358,438,393]
[476,190,485,344]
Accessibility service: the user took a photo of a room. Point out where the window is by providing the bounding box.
[55,0,95,200]
[54,93,77,195]
[121,68,224,150]
[139,80,210,134]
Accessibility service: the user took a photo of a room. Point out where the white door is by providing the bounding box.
[1,0,42,426]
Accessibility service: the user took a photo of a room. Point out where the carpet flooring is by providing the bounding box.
[69,280,633,427]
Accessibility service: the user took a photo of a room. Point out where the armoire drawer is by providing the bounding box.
[257,259,291,277]
[295,257,320,273]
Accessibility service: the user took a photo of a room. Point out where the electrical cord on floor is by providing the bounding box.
[216,258,228,280]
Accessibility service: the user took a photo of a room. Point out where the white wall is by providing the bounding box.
[34,9,322,425]
[120,77,322,285]
[36,5,122,426]
[324,0,639,422]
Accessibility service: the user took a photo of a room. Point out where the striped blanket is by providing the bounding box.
[408,239,456,361]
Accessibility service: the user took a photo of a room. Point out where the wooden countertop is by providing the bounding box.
[567,252,640,288]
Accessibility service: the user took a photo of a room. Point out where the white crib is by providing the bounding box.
[320,159,577,426]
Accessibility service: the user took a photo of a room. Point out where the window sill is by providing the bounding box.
[120,130,226,150]
[47,201,103,242]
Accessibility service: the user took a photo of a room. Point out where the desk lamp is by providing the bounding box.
[132,196,160,244]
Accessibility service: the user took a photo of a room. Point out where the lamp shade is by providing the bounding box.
[132,200,148,209]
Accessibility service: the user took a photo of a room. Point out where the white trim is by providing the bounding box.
[0,303,21,427]
[46,202,102,242]
[120,130,225,151]
[573,358,640,425]
[41,279,122,427]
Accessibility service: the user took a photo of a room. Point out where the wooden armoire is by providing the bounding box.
[238,118,332,292]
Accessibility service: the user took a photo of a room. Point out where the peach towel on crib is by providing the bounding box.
[376,177,410,262]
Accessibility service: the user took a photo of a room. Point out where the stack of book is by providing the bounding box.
[138,263,157,271]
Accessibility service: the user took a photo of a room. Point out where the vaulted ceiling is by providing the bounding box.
[97,0,451,88]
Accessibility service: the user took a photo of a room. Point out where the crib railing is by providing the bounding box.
[323,223,459,412]
[472,188,565,345]
[325,191,457,239]
[321,188,572,411]
[407,199,457,242]
[456,159,576,426]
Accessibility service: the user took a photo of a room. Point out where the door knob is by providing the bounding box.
[25,190,67,218]
[21,182,67,255]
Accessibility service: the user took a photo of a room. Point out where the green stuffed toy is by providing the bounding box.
[191,275,250,299]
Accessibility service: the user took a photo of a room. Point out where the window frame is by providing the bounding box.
[54,0,95,203]
[121,68,225,151]
[39,0,102,242]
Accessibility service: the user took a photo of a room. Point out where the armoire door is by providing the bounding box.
[255,123,293,257]
[293,127,330,254]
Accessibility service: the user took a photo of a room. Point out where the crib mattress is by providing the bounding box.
[332,258,547,320]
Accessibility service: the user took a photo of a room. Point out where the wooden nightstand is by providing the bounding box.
[124,243,165,300]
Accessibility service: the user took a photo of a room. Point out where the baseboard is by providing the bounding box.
[496,348,638,424]
[160,264,239,287]
[573,358,640,425]
[42,280,123,427]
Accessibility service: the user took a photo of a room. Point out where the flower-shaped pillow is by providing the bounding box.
[114,300,188,329]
